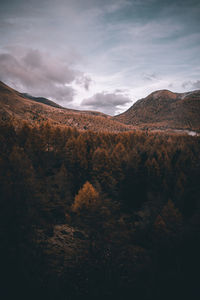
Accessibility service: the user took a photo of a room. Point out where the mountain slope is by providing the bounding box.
[0,81,133,132]
[114,89,200,131]
[21,93,64,109]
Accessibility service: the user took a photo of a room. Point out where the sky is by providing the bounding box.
[0,0,200,115]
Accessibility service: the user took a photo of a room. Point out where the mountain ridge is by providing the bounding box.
[0,81,133,132]
[1,80,200,132]
[114,89,200,131]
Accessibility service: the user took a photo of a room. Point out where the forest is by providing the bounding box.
[0,119,200,300]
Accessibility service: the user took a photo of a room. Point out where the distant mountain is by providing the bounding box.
[114,89,200,131]
[21,93,64,109]
[1,81,199,133]
[0,81,133,132]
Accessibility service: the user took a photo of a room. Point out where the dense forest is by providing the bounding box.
[0,119,200,300]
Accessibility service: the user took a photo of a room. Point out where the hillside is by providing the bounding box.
[21,93,64,109]
[0,81,133,132]
[1,81,200,133]
[114,89,200,131]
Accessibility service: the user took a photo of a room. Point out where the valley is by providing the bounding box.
[0,81,200,300]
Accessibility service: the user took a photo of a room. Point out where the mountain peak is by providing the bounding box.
[148,89,177,100]
[114,89,200,130]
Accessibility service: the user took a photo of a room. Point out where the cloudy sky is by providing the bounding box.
[0,0,200,115]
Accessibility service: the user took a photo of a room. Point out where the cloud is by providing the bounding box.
[75,75,92,91]
[114,88,128,94]
[82,91,132,115]
[142,73,159,81]
[182,80,200,90]
[192,80,200,89]
[0,47,90,103]
[0,0,199,112]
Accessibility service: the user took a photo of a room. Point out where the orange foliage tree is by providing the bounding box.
[72,181,99,213]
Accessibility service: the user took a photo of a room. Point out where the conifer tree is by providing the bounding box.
[72,181,99,213]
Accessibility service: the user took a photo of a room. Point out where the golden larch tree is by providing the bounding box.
[72,181,99,213]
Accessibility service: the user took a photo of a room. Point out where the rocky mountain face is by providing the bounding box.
[114,89,200,131]
[0,81,133,132]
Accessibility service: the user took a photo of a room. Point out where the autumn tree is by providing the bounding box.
[64,136,89,193]
[72,181,99,213]
[40,121,53,152]
[0,120,16,155]
[110,142,128,183]
[92,147,116,194]
[161,199,182,231]
[153,199,183,249]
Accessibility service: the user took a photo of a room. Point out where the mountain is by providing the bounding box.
[1,81,200,133]
[0,81,133,132]
[21,93,64,109]
[114,89,200,131]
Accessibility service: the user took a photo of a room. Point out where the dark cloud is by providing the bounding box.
[0,48,89,103]
[114,88,128,94]
[82,91,132,115]
[22,49,44,69]
[182,80,200,90]
[168,83,174,89]
[191,80,200,90]
[142,72,158,81]
[75,75,92,90]
[182,81,190,89]
[0,0,199,112]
